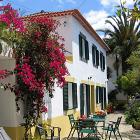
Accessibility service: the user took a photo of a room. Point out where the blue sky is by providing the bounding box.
[1,0,135,32]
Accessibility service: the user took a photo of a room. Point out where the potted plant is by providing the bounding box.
[106,103,113,114]
[133,120,140,130]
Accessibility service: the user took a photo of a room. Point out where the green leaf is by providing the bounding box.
[122,0,126,5]
[116,9,121,16]
[0,22,7,30]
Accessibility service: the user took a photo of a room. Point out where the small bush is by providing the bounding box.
[125,102,140,124]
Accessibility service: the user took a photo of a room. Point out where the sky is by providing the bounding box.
[1,0,135,33]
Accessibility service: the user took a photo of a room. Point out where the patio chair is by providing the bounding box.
[36,123,61,140]
[67,114,80,139]
[103,116,122,140]
[78,119,98,139]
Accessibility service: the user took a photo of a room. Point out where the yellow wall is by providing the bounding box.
[90,85,95,113]
[65,76,76,83]
[66,55,73,63]
[44,110,80,139]
[3,126,24,140]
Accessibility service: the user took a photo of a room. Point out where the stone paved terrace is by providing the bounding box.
[63,112,140,140]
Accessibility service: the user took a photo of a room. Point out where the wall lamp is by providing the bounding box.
[88,76,93,80]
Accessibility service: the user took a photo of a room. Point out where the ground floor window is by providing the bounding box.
[80,84,90,117]
[96,86,106,109]
[63,82,77,110]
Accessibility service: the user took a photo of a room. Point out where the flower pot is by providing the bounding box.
[133,121,140,130]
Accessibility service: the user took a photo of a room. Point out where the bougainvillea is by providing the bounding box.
[0,4,68,139]
[0,4,25,32]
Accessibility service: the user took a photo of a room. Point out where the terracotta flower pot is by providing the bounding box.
[133,121,140,130]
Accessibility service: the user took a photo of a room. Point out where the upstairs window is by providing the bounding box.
[79,33,89,62]
[92,44,99,67]
[63,82,77,110]
[100,52,105,71]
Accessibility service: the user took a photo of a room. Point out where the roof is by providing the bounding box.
[24,9,110,51]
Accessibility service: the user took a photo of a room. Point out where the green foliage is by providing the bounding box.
[131,0,140,20]
[117,75,137,96]
[100,2,140,73]
[117,46,140,96]
[99,0,140,100]
[125,102,140,124]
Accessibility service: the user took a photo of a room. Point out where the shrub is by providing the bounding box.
[125,102,140,124]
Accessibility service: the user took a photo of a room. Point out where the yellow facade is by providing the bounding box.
[44,110,80,139]
[3,126,24,140]
[65,55,73,63]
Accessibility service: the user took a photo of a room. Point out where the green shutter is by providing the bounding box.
[85,40,89,60]
[103,87,106,108]
[100,53,105,70]
[99,87,103,109]
[99,87,102,102]
[96,49,99,66]
[80,84,84,116]
[92,46,95,65]
[79,34,83,59]
[72,83,78,109]
[86,85,90,117]
[96,86,99,104]
[63,83,69,110]
[103,56,105,70]
[100,53,103,70]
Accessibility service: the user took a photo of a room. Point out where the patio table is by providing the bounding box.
[77,119,99,139]
[89,115,106,138]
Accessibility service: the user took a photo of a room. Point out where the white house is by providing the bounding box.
[0,9,110,139]
[30,9,110,138]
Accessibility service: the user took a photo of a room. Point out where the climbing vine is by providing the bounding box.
[0,4,68,139]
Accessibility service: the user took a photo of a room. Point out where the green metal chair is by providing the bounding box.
[78,119,98,139]
[103,116,122,140]
[67,114,80,139]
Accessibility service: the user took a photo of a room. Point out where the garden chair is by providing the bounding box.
[67,114,80,139]
[103,116,122,140]
[78,119,98,139]
[36,123,61,140]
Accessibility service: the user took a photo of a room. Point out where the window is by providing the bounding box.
[79,33,89,61]
[80,84,90,117]
[96,86,106,109]
[63,82,77,110]
[92,44,99,67]
[100,52,105,71]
